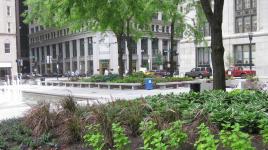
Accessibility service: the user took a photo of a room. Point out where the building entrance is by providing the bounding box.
[0,67,11,80]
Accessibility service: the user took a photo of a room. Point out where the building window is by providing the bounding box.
[7,6,11,16]
[41,47,45,62]
[203,22,211,37]
[162,39,168,55]
[31,48,35,61]
[156,25,159,32]
[65,42,70,58]
[166,26,170,33]
[4,43,10,53]
[72,40,77,57]
[141,38,148,55]
[235,0,257,33]
[234,44,255,66]
[88,37,93,55]
[151,25,155,32]
[52,44,56,59]
[152,38,159,56]
[80,39,85,56]
[59,43,63,59]
[197,47,211,67]
[129,38,137,54]
[7,22,11,33]
[47,46,50,56]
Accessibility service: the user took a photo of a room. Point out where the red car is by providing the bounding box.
[226,66,256,78]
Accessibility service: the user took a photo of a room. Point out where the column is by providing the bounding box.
[70,41,73,72]
[148,38,152,70]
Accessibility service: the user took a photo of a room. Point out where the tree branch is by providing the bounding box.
[200,0,214,24]
[214,0,224,24]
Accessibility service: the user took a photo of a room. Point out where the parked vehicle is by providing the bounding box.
[173,70,180,77]
[226,66,256,78]
[152,70,170,77]
[185,67,212,79]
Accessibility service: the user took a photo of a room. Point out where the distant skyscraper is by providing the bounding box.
[16,0,30,73]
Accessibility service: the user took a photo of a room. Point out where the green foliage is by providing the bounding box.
[164,120,187,149]
[220,123,255,150]
[259,118,268,144]
[145,90,268,134]
[83,124,105,150]
[0,119,54,149]
[0,134,7,149]
[81,74,120,82]
[194,123,218,150]
[112,123,130,150]
[81,72,192,84]
[140,121,167,150]
[140,120,187,150]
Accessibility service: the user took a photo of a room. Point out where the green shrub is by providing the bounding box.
[194,123,218,150]
[140,120,187,150]
[83,124,105,150]
[164,120,187,149]
[220,123,254,150]
[140,120,167,150]
[259,118,268,144]
[112,123,130,150]
[0,134,7,149]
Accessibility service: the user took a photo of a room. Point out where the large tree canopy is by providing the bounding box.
[24,0,156,77]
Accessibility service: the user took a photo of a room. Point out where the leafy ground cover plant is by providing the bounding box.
[83,124,105,150]
[112,123,130,150]
[140,120,187,150]
[164,120,187,149]
[220,123,255,150]
[194,123,218,150]
[139,120,167,150]
[259,118,268,144]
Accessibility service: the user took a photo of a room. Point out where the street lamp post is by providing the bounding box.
[248,33,253,70]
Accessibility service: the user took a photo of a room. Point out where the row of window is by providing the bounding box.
[30,28,70,44]
[152,25,171,33]
[31,37,93,62]
[196,44,255,67]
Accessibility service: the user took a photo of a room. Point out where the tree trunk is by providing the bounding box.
[116,34,124,78]
[169,20,175,77]
[126,21,133,75]
[211,23,226,90]
[200,0,226,90]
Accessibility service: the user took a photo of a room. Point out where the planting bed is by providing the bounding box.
[1,90,268,149]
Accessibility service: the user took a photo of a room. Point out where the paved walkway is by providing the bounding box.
[0,85,189,121]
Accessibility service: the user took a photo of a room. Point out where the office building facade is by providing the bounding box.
[0,0,17,80]
[28,13,180,75]
[179,0,268,78]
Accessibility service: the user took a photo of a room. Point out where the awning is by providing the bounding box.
[0,63,12,68]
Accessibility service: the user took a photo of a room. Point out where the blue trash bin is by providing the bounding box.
[144,78,153,90]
